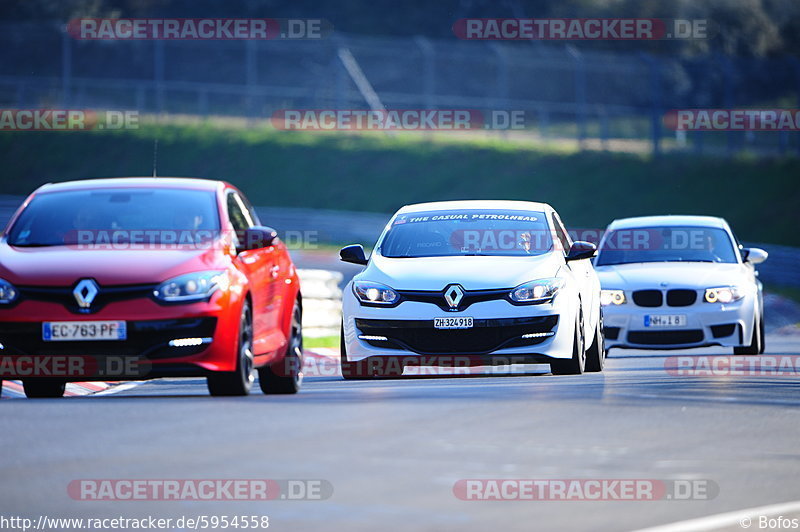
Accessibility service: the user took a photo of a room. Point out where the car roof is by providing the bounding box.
[35,177,227,194]
[607,215,730,231]
[396,200,553,214]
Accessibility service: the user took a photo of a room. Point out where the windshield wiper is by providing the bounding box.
[8,242,64,248]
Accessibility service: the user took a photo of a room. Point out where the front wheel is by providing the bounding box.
[550,310,586,375]
[585,310,605,372]
[259,300,303,394]
[207,301,255,396]
[23,379,66,398]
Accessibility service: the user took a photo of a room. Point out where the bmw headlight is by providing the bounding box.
[509,278,565,304]
[353,281,399,305]
[154,271,226,302]
[600,289,626,306]
[704,286,743,304]
[0,278,18,304]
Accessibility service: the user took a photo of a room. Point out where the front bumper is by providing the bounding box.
[342,285,577,364]
[602,294,756,350]
[0,290,242,381]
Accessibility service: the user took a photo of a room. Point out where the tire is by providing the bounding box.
[758,314,766,355]
[23,379,66,398]
[259,300,303,394]
[734,312,763,356]
[585,310,605,373]
[207,301,255,396]
[550,308,586,376]
[340,323,377,380]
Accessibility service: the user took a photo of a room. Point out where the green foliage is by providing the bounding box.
[0,124,796,245]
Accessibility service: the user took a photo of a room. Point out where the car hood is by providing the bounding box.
[0,243,224,286]
[595,261,746,289]
[359,253,562,291]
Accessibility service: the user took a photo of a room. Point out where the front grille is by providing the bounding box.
[17,283,158,314]
[710,323,737,338]
[627,329,704,345]
[355,316,558,355]
[395,288,512,312]
[0,318,216,359]
[632,290,663,307]
[604,326,621,340]
[667,289,697,307]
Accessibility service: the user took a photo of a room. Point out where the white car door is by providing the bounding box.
[551,211,598,337]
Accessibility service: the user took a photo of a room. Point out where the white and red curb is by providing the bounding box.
[1,379,118,398]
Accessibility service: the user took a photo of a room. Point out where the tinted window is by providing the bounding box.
[595,226,738,265]
[7,188,220,247]
[379,209,553,258]
[226,192,254,233]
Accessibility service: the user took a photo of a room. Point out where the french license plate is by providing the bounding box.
[434,317,474,329]
[644,315,687,328]
[43,321,127,341]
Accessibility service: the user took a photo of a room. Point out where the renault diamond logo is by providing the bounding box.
[444,284,465,310]
[73,279,99,309]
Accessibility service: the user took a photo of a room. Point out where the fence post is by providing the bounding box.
[793,57,800,155]
[720,55,736,156]
[414,36,435,110]
[154,40,165,114]
[61,28,72,108]
[245,39,257,120]
[567,45,587,148]
[639,53,662,156]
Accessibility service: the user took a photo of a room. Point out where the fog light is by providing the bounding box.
[521,332,555,339]
[358,335,389,342]
[168,337,212,347]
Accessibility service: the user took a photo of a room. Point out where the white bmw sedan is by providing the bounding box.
[339,200,604,379]
[594,215,767,354]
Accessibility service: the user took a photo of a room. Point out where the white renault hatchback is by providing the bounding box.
[339,200,604,378]
[594,215,767,354]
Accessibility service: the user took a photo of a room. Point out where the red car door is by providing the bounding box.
[225,190,284,359]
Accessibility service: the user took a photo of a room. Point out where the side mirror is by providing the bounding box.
[566,241,597,262]
[742,247,768,265]
[340,244,368,266]
[241,226,278,251]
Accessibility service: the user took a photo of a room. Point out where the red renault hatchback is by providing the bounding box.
[0,178,303,398]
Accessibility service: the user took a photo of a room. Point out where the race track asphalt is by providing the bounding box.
[2,335,800,532]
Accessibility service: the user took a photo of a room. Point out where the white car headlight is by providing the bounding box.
[0,278,18,304]
[600,289,626,306]
[509,278,565,304]
[154,271,226,302]
[353,281,399,305]
[704,286,743,304]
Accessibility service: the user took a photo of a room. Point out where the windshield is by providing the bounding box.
[595,225,738,266]
[378,209,553,258]
[6,188,220,247]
